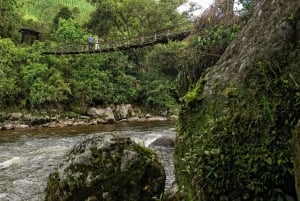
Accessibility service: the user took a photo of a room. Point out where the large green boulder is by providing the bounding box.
[45,133,165,201]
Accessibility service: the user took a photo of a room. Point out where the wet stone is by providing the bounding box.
[45,133,166,201]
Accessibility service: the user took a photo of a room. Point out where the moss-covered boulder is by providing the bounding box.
[175,0,300,200]
[45,133,165,201]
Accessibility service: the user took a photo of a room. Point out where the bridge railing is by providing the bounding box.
[43,22,193,54]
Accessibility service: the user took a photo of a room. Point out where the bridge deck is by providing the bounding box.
[43,25,192,55]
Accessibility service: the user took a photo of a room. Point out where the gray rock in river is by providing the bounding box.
[45,133,166,201]
[149,136,176,148]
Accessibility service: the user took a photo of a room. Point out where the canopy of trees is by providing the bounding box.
[0,0,21,40]
[86,0,189,38]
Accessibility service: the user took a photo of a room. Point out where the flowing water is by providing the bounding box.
[0,121,176,201]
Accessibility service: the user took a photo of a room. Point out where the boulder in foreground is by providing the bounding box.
[45,133,165,201]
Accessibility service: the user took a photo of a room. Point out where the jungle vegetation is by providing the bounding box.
[0,0,249,114]
[3,0,298,201]
[174,0,300,200]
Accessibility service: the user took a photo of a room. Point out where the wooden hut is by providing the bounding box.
[19,28,41,44]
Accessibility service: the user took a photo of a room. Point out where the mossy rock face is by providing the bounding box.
[175,0,300,200]
[45,133,165,201]
[294,120,300,198]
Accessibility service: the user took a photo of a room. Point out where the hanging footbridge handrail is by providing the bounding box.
[42,23,193,55]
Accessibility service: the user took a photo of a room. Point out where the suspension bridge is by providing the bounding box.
[42,23,193,55]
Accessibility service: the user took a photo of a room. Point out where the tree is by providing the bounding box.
[21,63,71,108]
[0,0,21,40]
[86,0,188,39]
[53,19,87,43]
[238,0,259,14]
[214,0,235,20]
[0,38,27,106]
[53,6,74,30]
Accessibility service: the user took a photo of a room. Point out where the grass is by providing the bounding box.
[21,0,95,24]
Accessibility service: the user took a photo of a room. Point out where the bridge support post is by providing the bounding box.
[167,30,170,40]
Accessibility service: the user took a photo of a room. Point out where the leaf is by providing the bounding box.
[264,157,272,165]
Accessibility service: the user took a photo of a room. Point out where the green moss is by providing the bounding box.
[182,78,205,103]
[175,54,300,200]
[222,87,239,98]
[45,135,165,201]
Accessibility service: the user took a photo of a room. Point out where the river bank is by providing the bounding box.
[0,104,178,130]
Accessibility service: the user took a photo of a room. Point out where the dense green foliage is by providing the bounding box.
[53,19,87,43]
[86,0,188,39]
[21,0,94,24]
[0,0,22,40]
[4,0,300,200]
[174,2,300,200]
[52,6,74,29]
[0,0,194,113]
[176,57,300,200]
[0,39,187,112]
[178,22,243,95]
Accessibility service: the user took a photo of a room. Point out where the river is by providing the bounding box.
[0,121,176,201]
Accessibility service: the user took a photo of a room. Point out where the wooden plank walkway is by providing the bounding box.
[42,25,192,55]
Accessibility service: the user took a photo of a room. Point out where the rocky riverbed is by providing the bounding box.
[0,104,178,130]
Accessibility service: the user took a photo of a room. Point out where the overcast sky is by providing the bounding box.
[193,0,215,9]
[178,0,243,18]
[177,0,215,17]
